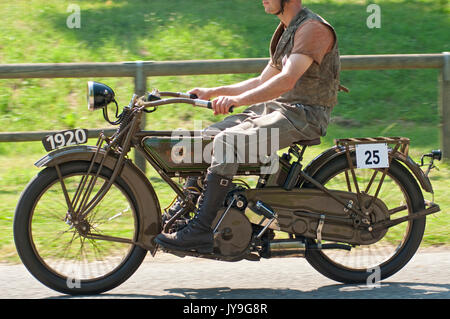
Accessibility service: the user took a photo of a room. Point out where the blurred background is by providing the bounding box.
[0,0,449,262]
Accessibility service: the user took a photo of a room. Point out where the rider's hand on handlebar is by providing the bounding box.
[212,96,239,115]
[188,88,215,101]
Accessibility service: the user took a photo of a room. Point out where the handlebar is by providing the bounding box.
[137,91,234,113]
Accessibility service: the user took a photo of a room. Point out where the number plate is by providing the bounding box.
[42,129,88,151]
[355,143,389,169]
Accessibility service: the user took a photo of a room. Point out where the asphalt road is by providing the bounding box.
[1,248,449,299]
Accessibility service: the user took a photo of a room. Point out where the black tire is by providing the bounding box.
[14,161,147,295]
[304,154,426,284]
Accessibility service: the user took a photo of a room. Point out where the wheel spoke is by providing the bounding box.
[313,160,417,272]
[30,169,138,281]
[55,165,74,213]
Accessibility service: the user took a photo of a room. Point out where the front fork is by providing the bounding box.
[61,108,142,234]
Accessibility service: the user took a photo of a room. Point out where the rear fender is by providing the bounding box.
[35,145,162,251]
[303,145,433,193]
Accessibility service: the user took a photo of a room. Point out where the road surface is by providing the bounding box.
[1,247,449,299]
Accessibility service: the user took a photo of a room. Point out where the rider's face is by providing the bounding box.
[262,0,282,15]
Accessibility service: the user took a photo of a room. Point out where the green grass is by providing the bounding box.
[0,0,449,262]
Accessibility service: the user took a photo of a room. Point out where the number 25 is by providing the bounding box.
[365,150,380,165]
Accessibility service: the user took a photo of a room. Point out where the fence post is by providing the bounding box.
[439,52,450,161]
[134,61,147,172]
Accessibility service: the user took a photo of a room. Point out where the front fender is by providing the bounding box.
[35,145,162,251]
[304,145,433,194]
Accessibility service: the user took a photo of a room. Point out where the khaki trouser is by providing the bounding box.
[203,101,332,178]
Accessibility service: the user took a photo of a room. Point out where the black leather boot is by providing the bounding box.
[161,176,203,225]
[155,173,232,254]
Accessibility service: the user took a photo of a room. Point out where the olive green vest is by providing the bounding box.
[270,7,341,108]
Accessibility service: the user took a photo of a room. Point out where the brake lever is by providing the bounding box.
[146,89,162,101]
[419,149,442,177]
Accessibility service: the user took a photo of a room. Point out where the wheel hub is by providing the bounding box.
[75,219,91,236]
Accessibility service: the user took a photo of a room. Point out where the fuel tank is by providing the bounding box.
[142,134,275,176]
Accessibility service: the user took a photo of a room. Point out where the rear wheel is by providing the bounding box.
[304,155,426,284]
[14,161,147,295]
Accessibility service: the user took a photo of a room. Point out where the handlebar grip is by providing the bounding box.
[190,93,234,113]
[194,99,212,109]
[193,99,234,113]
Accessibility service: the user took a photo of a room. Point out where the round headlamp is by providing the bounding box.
[87,81,116,111]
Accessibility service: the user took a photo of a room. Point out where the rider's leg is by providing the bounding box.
[164,102,330,217]
[155,171,232,253]
[162,111,255,219]
[155,107,316,253]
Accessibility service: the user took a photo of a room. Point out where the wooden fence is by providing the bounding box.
[0,53,449,169]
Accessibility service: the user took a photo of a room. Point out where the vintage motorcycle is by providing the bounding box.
[14,81,442,295]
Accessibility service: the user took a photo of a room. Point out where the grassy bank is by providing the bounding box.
[0,0,449,262]
[0,0,449,133]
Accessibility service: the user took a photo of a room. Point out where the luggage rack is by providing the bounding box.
[334,136,410,157]
[333,137,412,216]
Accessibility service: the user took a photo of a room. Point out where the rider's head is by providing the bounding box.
[263,0,301,16]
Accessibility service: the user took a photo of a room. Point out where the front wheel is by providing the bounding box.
[304,155,426,284]
[14,161,147,295]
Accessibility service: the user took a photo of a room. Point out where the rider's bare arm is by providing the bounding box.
[212,53,314,115]
[215,63,281,96]
[188,62,280,101]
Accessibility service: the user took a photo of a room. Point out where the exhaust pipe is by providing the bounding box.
[262,239,306,258]
[262,239,352,258]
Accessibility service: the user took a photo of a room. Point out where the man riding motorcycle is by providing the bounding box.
[155,0,342,254]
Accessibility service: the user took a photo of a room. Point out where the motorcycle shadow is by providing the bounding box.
[52,282,449,299]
